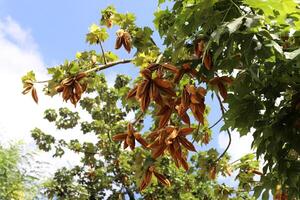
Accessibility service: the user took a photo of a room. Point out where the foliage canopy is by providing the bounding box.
[22,0,300,199]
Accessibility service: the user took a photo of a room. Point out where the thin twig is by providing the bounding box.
[221,4,233,23]
[132,113,144,125]
[214,93,232,163]
[155,54,163,64]
[208,116,223,129]
[150,37,158,47]
[99,41,107,64]
[229,0,243,15]
[85,59,132,74]
[33,80,51,84]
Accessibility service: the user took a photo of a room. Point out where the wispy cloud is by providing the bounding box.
[0,17,97,176]
[218,130,254,162]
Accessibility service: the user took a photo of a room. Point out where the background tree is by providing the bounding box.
[22,0,300,199]
[33,74,259,199]
[0,142,42,199]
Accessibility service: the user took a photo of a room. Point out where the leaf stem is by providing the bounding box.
[99,41,107,64]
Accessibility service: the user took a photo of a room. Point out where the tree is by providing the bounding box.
[0,142,41,199]
[22,0,300,199]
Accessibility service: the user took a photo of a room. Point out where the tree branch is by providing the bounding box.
[32,59,133,84]
[214,93,232,163]
[85,59,132,74]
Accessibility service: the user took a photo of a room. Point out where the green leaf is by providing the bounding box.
[226,16,245,34]
[86,24,109,44]
[21,71,36,83]
[284,48,300,59]
[261,190,269,200]
[69,63,80,75]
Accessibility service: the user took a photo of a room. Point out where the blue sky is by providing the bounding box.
[0,0,255,192]
[0,0,158,64]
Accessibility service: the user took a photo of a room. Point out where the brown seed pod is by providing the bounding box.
[31,87,38,104]
[203,53,212,70]
[56,72,88,106]
[194,39,205,58]
[209,165,217,180]
[123,32,132,53]
[115,36,123,50]
[115,29,131,53]
[22,85,33,95]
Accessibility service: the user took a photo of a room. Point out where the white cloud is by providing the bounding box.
[218,129,254,162]
[217,129,257,188]
[0,17,98,177]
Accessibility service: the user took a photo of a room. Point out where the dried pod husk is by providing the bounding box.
[179,156,189,171]
[126,86,138,99]
[122,31,132,53]
[22,85,33,95]
[153,172,171,187]
[24,80,34,85]
[140,168,153,191]
[209,76,233,100]
[115,29,124,50]
[140,69,152,80]
[137,80,150,98]
[194,39,205,58]
[134,133,148,148]
[185,85,206,124]
[74,81,83,97]
[112,133,127,141]
[147,63,160,71]
[126,135,135,150]
[31,87,38,104]
[202,132,210,144]
[178,136,196,152]
[177,106,190,125]
[115,36,123,50]
[158,108,172,128]
[75,72,87,81]
[149,83,159,101]
[62,86,71,102]
[160,63,179,74]
[208,165,217,180]
[55,85,64,93]
[115,29,131,53]
[106,18,113,28]
[203,53,212,70]
[140,94,150,112]
[61,77,74,86]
